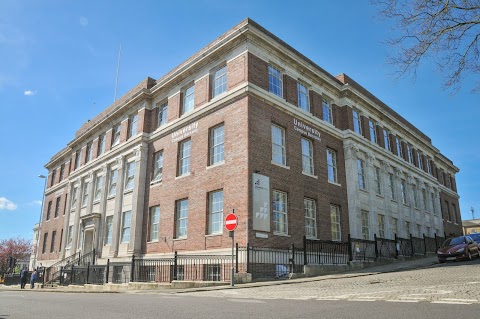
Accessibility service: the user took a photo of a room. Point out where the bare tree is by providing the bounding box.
[373,0,480,93]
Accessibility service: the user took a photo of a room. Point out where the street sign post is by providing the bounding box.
[225,211,237,286]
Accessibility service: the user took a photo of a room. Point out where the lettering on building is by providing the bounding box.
[293,118,321,141]
[171,122,199,143]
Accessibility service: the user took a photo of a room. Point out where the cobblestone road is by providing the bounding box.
[182,258,480,305]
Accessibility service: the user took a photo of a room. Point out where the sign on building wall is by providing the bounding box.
[252,173,270,232]
[171,122,199,143]
[293,118,321,141]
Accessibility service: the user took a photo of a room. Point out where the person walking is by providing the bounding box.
[20,267,27,289]
[30,269,37,289]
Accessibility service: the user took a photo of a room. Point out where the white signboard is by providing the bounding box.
[172,122,199,143]
[252,173,270,232]
[293,118,321,141]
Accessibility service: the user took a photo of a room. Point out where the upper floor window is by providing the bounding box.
[297,82,309,112]
[50,170,56,187]
[67,225,73,247]
[400,179,407,205]
[212,65,227,98]
[94,175,103,202]
[431,192,436,215]
[273,190,288,235]
[388,173,396,200]
[59,164,65,181]
[105,216,113,245]
[271,124,286,166]
[412,184,419,208]
[327,148,338,183]
[301,138,314,175]
[74,150,81,170]
[121,211,132,243]
[112,124,121,147]
[357,159,366,190]
[46,201,52,221]
[383,129,390,151]
[54,197,60,218]
[152,151,164,182]
[209,124,224,165]
[426,159,432,174]
[396,137,403,158]
[405,221,411,236]
[445,200,451,221]
[304,198,317,239]
[86,142,93,163]
[407,144,414,164]
[417,152,424,170]
[322,98,333,124]
[422,188,427,211]
[149,206,160,241]
[81,181,89,207]
[353,109,362,135]
[178,139,191,176]
[268,65,283,97]
[208,190,224,235]
[128,113,138,139]
[175,199,189,239]
[71,187,78,208]
[374,166,382,195]
[182,85,195,115]
[368,120,377,143]
[124,162,135,191]
[98,134,106,156]
[108,169,118,197]
[157,102,168,127]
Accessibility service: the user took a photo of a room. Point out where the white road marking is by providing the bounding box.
[228,299,265,303]
[386,300,419,303]
[440,298,478,302]
[317,298,340,301]
[349,299,377,302]
[356,296,384,299]
[400,296,427,300]
[431,301,472,305]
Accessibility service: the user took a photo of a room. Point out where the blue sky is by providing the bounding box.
[1,1,478,240]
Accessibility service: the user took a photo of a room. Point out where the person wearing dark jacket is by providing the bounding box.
[30,269,37,289]
[20,267,28,289]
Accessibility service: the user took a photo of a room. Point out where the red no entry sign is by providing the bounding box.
[225,213,238,231]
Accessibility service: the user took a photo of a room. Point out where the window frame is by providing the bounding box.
[208,190,224,235]
[86,142,93,163]
[383,129,390,151]
[327,148,338,183]
[149,206,160,242]
[124,162,136,191]
[388,173,396,200]
[112,124,121,147]
[94,175,104,202]
[81,181,89,207]
[401,179,408,205]
[353,109,362,135]
[377,214,385,238]
[273,190,288,235]
[175,199,189,239]
[152,151,164,182]
[128,113,139,139]
[105,216,113,245]
[157,102,168,128]
[357,159,366,190]
[178,139,192,176]
[368,120,377,143]
[301,137,314,175]
[108,169,118,197]
[374,166,382,196]
[304,198,317,239]
[212,65,227,98]
[268,65,283,97]
[322,98,333,124]
[271,124,286,166]
[297,82,310,112]
[330,204,341,241]
[182,84,195,115]
[209,124,225,166]
[361,210,370,240]
[121,211,132,243]
[98,134,106,156]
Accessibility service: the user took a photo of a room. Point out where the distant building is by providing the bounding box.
[34,18,462,268]
[463,219,480,235]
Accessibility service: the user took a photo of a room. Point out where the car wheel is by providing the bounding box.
[467,251,473,261]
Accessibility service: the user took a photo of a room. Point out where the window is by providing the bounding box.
[71,187,78,208]
[383,129,390,151]
[273,190,288,234]
[54,197,60,218]
[378,214,385,238]
[412,184,419,208]
[426,159,432,174]
[391,217,398,237]
[108,169,118,197]
[268,65,282,97]
[297,82,309,112]
[330,204,341,241]
[105,216,113,245]
[322,98,333,124]
[209,124,224,165]
[361,211,370,240]
[98,134,106,156]
[46,201,52,220]
[416,224,422,237]
[301,138,314,175]
[86,142,93,163]
[388,173,396,200]
[124,162,135,191]
[42,233,48,254]
[50,231,56,253]
[128,113,138,139]
[74,150,81,169]
[121,211,132,243]
[94,175,104,201]
[150,206,160,241]
[374,166,382,195]
[357,159,366,190]
[67,225,73,248]
[353,109,362,134]
[368,120,377,143]
[182,84,195,115]
[81,182,89,207]
[401,179,407,205]
[178,139,191,176]
[176,199,188,238]
[405,221,411,236]
[417,152,423,170]
[152,151,164,182]
[327,148,337,183]
[59,229,63,252]
[157,102,168,127]
[407,144,413,164]
[452,203,458,224]
[431,193,436,215]
[271,124,286,165]
[112,124,121,147]
[212,65,227,98]
[422,189,427,211]
[51,170,56,186]
[395,137,403,159]
[63,194,68,215]
[304,198,317,239]
[59,164,65,181]
[208,190,223,235]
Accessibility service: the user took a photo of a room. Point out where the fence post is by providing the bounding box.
[78,251,81,265]
[86,262,90,284]
[290,243,295,274]
[60,266,64,285]
[130,255,135,282]
[374,234,379,259]
[423,233,427,255]
[303,235,307,266]
[173,251,178,281]
[235,243,239,273]
[395,234,399,257]
[410,234,414,256]
[42,268,46,287]
[348,234,353,262]
[246,243,250,274]
[105,259,110,284]
[71,264,75,284]
[92,249,96,265]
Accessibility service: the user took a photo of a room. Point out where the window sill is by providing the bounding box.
[93,200,101,205]
[302,172,318,179]
[271,161,290,170]
[147,240,159,243]
[391,199,397,203]
[81,205,87,209]
[359,188,368,193]
[205,233,223,237]
[273,232,290,237]
[376,194,384,199]
[150,180,162,186]
[173,237,187,241]
[124,189,133,195]
[403,204,410,207]
[328,181,341,187]
[175,173,191,180]
[107,195,116,200]
[207,161,225,170]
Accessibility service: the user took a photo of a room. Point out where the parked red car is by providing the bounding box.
[437,236,480,263]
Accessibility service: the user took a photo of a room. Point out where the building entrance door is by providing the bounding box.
[83,229,94,254]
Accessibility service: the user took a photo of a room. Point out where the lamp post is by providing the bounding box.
[33,175,47,269]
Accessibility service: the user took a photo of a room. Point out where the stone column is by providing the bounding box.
[109,156,126,257]
[94,165,108,255]
[71,178,84,255]
[60,182,74,259]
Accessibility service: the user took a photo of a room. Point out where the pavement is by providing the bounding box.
[0,254,439,294]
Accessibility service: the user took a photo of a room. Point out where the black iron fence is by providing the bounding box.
[350,238,376,261]
[304,238,349,265]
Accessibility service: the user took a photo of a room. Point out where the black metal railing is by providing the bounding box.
[350,238,376,261]
[375,235,397,259]
[304,238,349,265]
[246,244,303,280]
